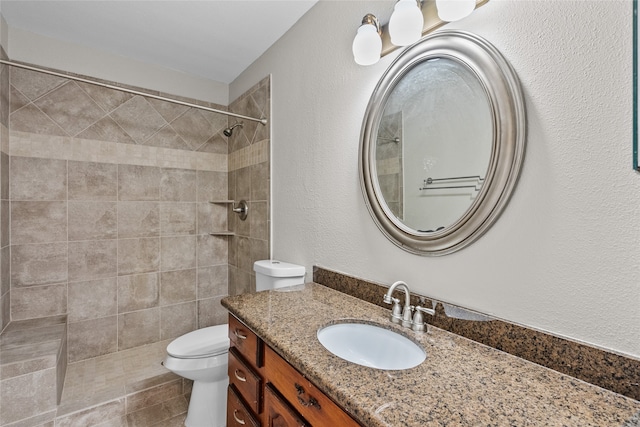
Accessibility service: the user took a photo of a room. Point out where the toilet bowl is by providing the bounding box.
[163,324,230,427]
[163,261,305,426]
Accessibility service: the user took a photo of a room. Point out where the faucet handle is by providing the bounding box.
[411,305,436,332]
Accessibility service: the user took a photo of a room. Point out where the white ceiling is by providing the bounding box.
[0,0,319,84]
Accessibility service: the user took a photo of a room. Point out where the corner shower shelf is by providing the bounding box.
[209,231,235,236]
[209,200,236,236]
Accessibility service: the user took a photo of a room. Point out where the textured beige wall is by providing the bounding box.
[233,0,640,357]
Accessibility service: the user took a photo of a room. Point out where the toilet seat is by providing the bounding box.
[167,324,229,359]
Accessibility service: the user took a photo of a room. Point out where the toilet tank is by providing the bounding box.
[254,260,306,291]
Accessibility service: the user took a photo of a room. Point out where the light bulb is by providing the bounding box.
[352,17,382,66]
[436,0,476,22]
[389,0,424,47]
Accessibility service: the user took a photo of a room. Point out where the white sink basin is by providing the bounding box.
[317,322,426,370]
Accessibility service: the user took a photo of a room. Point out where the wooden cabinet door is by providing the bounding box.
[264,346,361,427]
[264,384,309,427]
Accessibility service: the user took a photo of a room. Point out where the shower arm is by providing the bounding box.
[0,59,268,126]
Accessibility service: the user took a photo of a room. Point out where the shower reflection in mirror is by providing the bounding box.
[375,55,492,233]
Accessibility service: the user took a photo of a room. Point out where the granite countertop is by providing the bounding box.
[222,283,640,427]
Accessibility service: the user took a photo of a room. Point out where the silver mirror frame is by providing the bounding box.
[359,31,526,256]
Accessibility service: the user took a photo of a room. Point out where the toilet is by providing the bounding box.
[163,260,305,427]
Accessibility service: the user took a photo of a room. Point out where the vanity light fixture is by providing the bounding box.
[435,0,476,22]
[353,0,488,66]
[389,0,424,46]
[352,14,382,66]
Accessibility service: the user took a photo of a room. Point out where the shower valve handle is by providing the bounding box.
[232,200,249,221]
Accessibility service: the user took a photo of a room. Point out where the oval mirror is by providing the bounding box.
[360,31,526,255]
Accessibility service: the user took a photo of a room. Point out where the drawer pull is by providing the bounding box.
[233,409,246,425]
[295,383,321,410]
[234,369,247,382]
[234,329,247,340]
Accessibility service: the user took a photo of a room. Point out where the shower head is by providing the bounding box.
[223,122,243,137]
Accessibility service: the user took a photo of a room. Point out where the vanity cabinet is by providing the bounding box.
[227,314,362,427]
[228,315,263,426]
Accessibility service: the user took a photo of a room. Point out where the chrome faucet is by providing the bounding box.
[383,281,413,328]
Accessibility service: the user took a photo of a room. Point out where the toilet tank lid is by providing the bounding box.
[253,260,305,277]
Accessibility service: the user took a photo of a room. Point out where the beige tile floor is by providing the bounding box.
[58,339,189,426]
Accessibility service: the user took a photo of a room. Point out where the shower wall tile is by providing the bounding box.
[118,165,161,201]
[77,116,136,145]
[196,170,227,201]
[11,242,68,287]
[197,296,227,329]
[68,161,118,201]
[197,202,226,235]
[143,124,191,151]
[117,273,159,313]
[251,161,269,201]
[1,199,9,248]
[160,168,196,202]
[1,247,9,296]
[1,152,9,200]
[198,132,227,155]
[110,96,166,144]
[147,97,189,123]
[249,201,268,240]
[10,156,67,201]
[197,265,228,299]
[34,81,105,137]
[68,240,117,282]
[160,302,196,341]
[197,235,227,267]
[10,103,68,137]
[11,283,67,320]
[68,201,117,241]
[118,308,160,350]
[159,203,196,236]
[10,201,67,244]
[170,109,219,151]
[10,84,30,113]
[76,81,133,113]
[118,238,160,276]
[117,201,160,238]
[68,316,118,362]
[1,56,7,334]
[68,278,117,322]
[160,236,196,271]
[10,131,227,173]
[160,269,196,306]
[10,67,66,101]
[237,237,252,273]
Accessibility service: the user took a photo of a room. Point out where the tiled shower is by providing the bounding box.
[0,46,271,425]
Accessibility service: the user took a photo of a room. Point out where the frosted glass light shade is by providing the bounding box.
[389,0,424,46]
[353,24,382,66]
[436,0,476,22]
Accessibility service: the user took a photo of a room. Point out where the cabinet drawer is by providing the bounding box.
[229,347,262,414]
[264,346,361,427]
[264,383,308,427]
[229,314,262,367]
[228,385,260,427]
